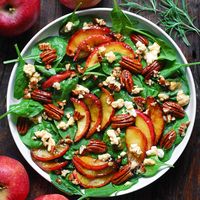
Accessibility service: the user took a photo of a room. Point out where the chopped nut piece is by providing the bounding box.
[129,143,143,157]
[158,93,169,101]
[94,18,106,26]
[169,81,181,91]
[143,158,156,166]
[39,42,52,51]
[176,90,190,106]
[64,22,74,32]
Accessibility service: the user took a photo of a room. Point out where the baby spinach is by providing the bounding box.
[30,36,68,67]
[13,44,29,99]
[114,90,132,101]
[50,172,83,196]
[35,65,56,77]
[0,99,43,120]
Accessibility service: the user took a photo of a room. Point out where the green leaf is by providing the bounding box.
[0,99,43,120]
[35,65,56,77]
[13,44,29,99]
[50,172,83,196]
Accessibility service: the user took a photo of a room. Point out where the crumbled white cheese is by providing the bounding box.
[34,130,55,152]
[31,115,42,124]
[143,158,156,166]
[79,145,86,155]
[82,22,94,30]
[120,151,126,157]
[98,46,106,54]
[130,143,143,156]
[95,18,106,26]
[144,42,160,65]
[61,169,70,177]
[163,114,176,123]
[112,67,121,78]
[57,117,75,131]
[124,181,132,186]
[64,22,74,32]
[96,125,101,132]
[111,99,125,109]
[135,41,147,55]
[158,93,169,102]
[130,160,139,169]
[146,146,164,158]
[52,82,61,90]
[65,63,71,70]
[73,84,90,97]
[107,129,121,145]
[98,153,111,162]
[132,85,143,94]
[105,51,116,63]
[23,64,36,77]
[102,76,121,91]
[124,101,137,117]
[176,90,190,107]
[66,113,71,119]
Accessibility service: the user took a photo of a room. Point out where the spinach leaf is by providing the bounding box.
[160,146,175,162]
[0,99,43,120]
[30,36,67,67]
[14,44,29,99]
[111,0,135,35]
[132,75,146,97]
[53,77,79,101]
[114,90,132,101]
[50,172,83,196]
[35,65,56,77]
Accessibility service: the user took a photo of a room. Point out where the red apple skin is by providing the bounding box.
[34,194,69,200]
[0,0,40,37]
[59,0,101,10]
[0,156,29,200]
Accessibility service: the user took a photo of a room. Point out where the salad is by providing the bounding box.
[1,1,191,199]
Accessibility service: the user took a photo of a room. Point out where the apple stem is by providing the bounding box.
[0,184,7,190]
[9,7,15,13]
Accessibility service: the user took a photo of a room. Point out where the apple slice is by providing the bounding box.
[33,159,68,172]
[135,110,155,149]
[71,98,91,142]
[100,88,115,130]
[31,144,69,161]
[83,93,102,138]
[73,157,116,178]
[146,97,165,145]
[85,41,135,69]
[73,170,113,188]
[74,34,113,61]
[66,27,111,56]
[34,194,68,200]
[126,126,147,163]
[73,156,111,171]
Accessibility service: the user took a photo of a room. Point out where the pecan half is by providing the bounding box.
[159,130,176,150]
[17,117,31,135]
[44,104,64,121]
[119,56,143,74]
[31,89,52,103]
[84,139,107,154]
[162,101,185,118]
[73,111,84,121]
[133,96,146,111]
[142,61,163,80]
[111,164,133,185]
[111,114,135,129]
[40,49,57,67]
[130,33,149,46]
[120,70,134,93]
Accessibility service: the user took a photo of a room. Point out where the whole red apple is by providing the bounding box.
[0,156,30,200]
[34,194,69,200]
[0,0,40,37]
[59,0,101,10]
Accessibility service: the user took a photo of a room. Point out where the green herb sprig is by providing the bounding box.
[120,0,200,46]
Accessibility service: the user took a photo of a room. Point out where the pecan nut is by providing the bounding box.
[73,111,84,121]
[159,130,176,150]
[120,70,134,93]
[44,104,64,121]
[130,33,149,46]
[111,164,133,185]
[17,117,31,135]
[119,56,143,74]
[133,96,146,111]
[111,114,135,129]
[84,139,107,154]
[142,61,163,80]
[40,49,57,66]
[162,101,185,118]
[31,89,52,103]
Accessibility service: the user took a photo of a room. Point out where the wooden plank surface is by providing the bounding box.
[0,0,199,199]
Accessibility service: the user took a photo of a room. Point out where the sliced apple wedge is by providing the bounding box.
[73,156,111,171]
[33,159,68,172]
[73,170,113,188]
[73,157,116,178]
[74,35,113,61]
[100,88,115,130]
[31,144,69,161]
[126,126,147,163]
[135,110,155,150]
[70,98,91,142]
[146,97,165,145]
[85,41,135,69]
[83,93,102,138]
[66,27,111,56]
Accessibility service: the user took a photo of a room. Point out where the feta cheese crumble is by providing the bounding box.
[98,153,111,162]
[52,82,61,90]
[146,146,164,158]
[107,129,121,145]
[64,22,74,32]
[124,101,137,117]
[144,42,160,65]
[176,90,190,107]
[129,143,143,157]
[111,99,125,109]
[73,84,90,98]
[23,64,36,77]
[143,158,156,166]
[105,51,116,63]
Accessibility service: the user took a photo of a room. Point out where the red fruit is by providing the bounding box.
[0,0,40,37]
[0,156,30,200]
[34,194,69,200]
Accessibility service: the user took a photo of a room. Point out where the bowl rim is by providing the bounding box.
[6,7,196,196]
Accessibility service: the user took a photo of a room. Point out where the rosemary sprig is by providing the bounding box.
[120,0,200,46]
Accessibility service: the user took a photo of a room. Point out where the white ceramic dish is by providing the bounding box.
[7,8,196,196]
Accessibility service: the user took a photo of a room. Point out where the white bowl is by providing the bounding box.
[7,8,196,196]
